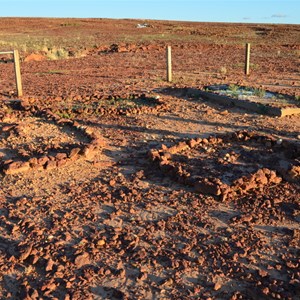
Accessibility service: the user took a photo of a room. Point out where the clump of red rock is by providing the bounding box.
[149,131,300,200]
[0,101,105,175]
[22,93,169,118]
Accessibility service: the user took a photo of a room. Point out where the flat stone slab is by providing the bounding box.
[187,88,300,117]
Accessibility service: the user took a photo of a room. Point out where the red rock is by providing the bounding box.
[220,110,229,115]
[288,165,300,182]
[65,281,72,289]
[175,142,189,153]
[187,139,199,148]
[81,145,95,159]
[56,158,67,167]
[148,149,160,160]
[29,289,39,299]
[2,125,16,132]
[32,255,39,264]
[38,156,49,166]
[272,176,282,184]
[69,147,81,158]
[75,252,90,268]
[46,259,55,271]
[84,127,94,135]
[254,170,269,185]
[268,170,278,181]
[241,181,257,192]
[19,243,33,261]
[240,215,253,223]
[262,287,269,295]
[234,177,245,185]
[3,159,13,165]
[24,53,46,62]
[214,282,222,291]
[208,137,218,144]
[55,153,67,160]
[194,180,221,196]
[138,272,148,281]
[29,157,38,164]
[30,163,44,171]
[93,160,114,168]
[42,282,56,292]
[109,179,116,186]
[45,160,57,170]
[91,138,106,147]
[4,161,30,175]
[161,152,172,160]
[73,121,80,127]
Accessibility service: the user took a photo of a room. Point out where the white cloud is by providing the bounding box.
[271,14,287,18]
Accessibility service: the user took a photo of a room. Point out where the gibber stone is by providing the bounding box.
[194,179,222,196]
[4,161,30,175]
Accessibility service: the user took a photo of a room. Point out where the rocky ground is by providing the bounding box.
[0,18,299,299]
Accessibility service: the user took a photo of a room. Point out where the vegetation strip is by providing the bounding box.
[22,93,169,119]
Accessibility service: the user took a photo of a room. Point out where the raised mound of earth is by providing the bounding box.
[20,94,169,119]
[206,84,300,108]
[161,87,300,117]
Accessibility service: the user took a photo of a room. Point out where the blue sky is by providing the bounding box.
[1,0,299,24]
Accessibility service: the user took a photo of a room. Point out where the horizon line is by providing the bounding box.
[0,16,299,26]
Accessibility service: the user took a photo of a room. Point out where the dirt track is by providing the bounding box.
[0,18,299,299]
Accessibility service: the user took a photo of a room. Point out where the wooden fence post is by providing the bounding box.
[166,46,172,82]
[13,49,23,97]
[245,43,251,76]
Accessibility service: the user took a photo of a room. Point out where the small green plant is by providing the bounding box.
[60,22,79,27]
[4,106,14,115]
[228,84,240,98]
[295,95,300,101]
[219,66,227,75]
[253,88,266,98]
[250,63,260,70]
[228,84,239,93]
[46,48,69,60]
[55,111,73,119]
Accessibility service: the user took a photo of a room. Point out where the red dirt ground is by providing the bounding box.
[0,18,299,300]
